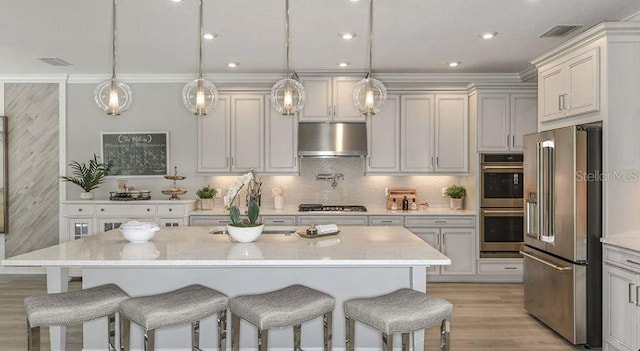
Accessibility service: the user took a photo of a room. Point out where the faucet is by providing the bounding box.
[316,173,344,188]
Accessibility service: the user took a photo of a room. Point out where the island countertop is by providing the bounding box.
[2,226,451,267]
[190,207,477,216]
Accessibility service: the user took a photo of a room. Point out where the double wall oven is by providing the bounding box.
[480,154,524,258]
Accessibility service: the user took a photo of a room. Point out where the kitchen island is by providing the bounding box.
[3,226,450,351]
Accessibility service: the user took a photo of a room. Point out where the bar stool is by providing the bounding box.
[229,284,335,351]
[344,288,452,351]
[24,283,129,351]
[119,284,228,351]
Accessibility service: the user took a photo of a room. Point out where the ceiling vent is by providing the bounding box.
[539,25,582,38]
[37,57,73,67]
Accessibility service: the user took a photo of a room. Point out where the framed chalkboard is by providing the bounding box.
[101,132,169,176]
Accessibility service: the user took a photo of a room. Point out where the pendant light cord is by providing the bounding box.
[111,0,117,79]
[285,0,291,77]
[198,0,204,79]
[367,0,373,78]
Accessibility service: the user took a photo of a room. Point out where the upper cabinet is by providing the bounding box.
[474,90,537,152]
[366,95,400,173]
[265,97,298,173]
[299,76,365,122]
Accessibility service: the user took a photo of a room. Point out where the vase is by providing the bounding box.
[450,197,464,210]
[80,192,94,200]
[200,198,214,210]
[274,195,284,210]
[226,224,264,243]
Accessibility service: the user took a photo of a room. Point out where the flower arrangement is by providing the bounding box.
[224,170,263,227]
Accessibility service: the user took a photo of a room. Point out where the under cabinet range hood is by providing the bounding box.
[298,122,367,158]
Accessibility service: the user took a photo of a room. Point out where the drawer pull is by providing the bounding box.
[520,251,572,272]
[434,220,447,224]
[380,220,393,223]
[626,259,640,266]
[504,267,517,270]
[272,220,285,223]
[629,283,636,304]
[218,220,230,224]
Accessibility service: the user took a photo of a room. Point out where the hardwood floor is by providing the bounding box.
[0,275,596,350]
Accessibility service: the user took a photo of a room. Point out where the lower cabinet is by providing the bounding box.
[297,216,368,226]
[603,244,640,351]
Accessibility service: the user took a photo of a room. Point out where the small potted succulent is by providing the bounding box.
[61,154,108,200]
[444,185,466,210]
[196,185,217,210]
[223,170,263,242]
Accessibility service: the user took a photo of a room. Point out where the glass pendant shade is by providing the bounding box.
[94,78,133,116]
[353,77,387,116]
[182,78,218,116]
[271,78,305,116]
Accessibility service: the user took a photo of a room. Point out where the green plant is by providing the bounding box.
[61,154,108,192]
[444,185,466,199]
[196,185,217,199]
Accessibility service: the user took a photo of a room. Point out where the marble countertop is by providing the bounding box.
[190,208,477,216]
[1,226,451,268]
[601,233,640,252]
[63,199,197,204]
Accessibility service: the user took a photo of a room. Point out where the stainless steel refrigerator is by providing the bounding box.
[522,124,602,347]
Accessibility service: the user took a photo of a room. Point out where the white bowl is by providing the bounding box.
[120,226,159,243]
[120,221,156,231]
[226,224,264,243]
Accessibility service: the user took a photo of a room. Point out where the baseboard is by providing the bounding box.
[0,266,46,274]
[428,274,523,283]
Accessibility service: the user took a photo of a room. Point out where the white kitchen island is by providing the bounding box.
[3,226,450,351]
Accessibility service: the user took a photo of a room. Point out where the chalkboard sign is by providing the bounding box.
[101,132,169,176]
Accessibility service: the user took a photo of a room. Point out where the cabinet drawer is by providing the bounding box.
[96,204,156,217]
[297,216,368,226]
[405,216,475,228]
[157,204,185,217]
[67,204,95,216]
[478,260,523,274]
[604,245,640,274]
[262,216,296,225]
[369,216,403,226]
[190,216,233,226]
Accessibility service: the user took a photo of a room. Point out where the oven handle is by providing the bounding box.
[520,251,573,272]
[482,209,524,216]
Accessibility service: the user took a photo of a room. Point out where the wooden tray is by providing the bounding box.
[296,230,340,238]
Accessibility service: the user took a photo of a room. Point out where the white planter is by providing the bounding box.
[80,192,95,200]
[199,198,214,210]
[450,197,464,210]
[226,224,264,243]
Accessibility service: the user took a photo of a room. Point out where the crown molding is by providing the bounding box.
[0,75,68,83]
[466,81,538,95]
[518,65,538,82]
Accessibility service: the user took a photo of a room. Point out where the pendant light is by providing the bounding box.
[182,0,218,116]
[352,0,387,116]
[94,0,133,116]
[271,0,305,116]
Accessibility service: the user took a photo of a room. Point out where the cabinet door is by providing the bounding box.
[539,63,566,122]
[401,95,434,172]
[566,47,600,117]
[158,218,184,227]
[231,95,264,172]
[440,228,476,275]
[409,228,441,275]
[477,94,510,152]
[68,218,94,240]
[98,218,127,233]
[299,77,332,122]
[265,97,298,173]
[510,94,537,151]
[603,264,639,351]
[366,95,400,173]
[434,94,468,173]
[198,96,231,173]
[333,77,365,122]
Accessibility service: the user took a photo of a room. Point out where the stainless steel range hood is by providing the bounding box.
[298,122,367,158]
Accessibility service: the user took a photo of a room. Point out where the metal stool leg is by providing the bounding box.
[440,319,450,351]
[27,323,40,351]
[293,324,301,351]
[345,317,355,351]
[191,321,200,351]
[218,310,227,351]
[401,333,410,351]
[144,329,155,351]
[258,329,268,351]
[382,333,393,351]
[231,313,240,351]
[120,316,130,351]
[108,314,116,351]
[323,311,332,351]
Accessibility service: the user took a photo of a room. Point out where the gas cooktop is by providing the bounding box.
[298,204,368,212]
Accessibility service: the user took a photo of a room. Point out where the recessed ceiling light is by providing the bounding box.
[338,62,350,68]
[480,32,497,40]
[448,61,461,67]
[203,33,216,40]
[340,33,356,40]
[349,0,360,2]
[227,62,239,68]
[171,0,182,2]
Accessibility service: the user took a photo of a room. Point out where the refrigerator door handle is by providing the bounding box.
[538,140,555,242]
[520,251,572,271]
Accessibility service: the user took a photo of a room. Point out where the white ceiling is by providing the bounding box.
[1,0,639,76]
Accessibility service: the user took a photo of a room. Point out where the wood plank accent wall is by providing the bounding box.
[4,83,59,257]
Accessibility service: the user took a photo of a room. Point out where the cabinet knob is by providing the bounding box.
[147,208,151,212]
[169,208,172,212]
[78,208,82,212]
[100,208,104,212]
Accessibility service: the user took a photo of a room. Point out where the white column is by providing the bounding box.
[0,83,4,260]
[411,265,427,351]
[47,266,69,351]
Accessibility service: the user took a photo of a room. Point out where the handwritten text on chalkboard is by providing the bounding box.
[101,132,169,176]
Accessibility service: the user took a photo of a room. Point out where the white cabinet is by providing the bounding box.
[366,95,400,173]
[264,97,298,173]
[261,216,297,226]
[198,94,264,173]
[297,216,368,226]
[476,92,537,152]
[411,227,442,275]
[538,47,600,123]
[603,245,640,351]
[190,216,232,226]
[68,218,94,240]
[299,76,364,122]
[401,94,468,173]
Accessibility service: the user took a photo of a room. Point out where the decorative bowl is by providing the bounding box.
[119,221,159,243]
[226,224,264,243]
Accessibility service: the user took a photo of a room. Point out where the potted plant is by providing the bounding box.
[223,171,263,242]
[196,185,217,210]
[61,154,108,200]
[445,185,466,210]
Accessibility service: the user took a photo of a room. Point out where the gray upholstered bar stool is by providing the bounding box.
[24,283,129,351]
[119,284,228,351]
[344,288,453,351]
[229,284,335,351]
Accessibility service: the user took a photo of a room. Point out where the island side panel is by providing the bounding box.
[411,265,428,350]
[46,267,68,351]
